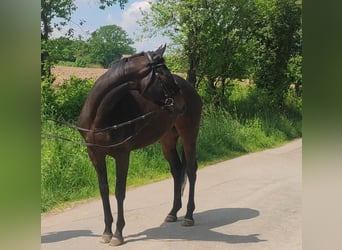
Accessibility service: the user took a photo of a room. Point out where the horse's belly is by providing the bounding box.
[129,113,175,150]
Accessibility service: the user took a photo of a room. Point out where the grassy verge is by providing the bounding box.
[41,80,301,213]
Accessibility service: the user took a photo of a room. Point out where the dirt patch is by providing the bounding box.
[51,66,187,86]
[51,66,107,85]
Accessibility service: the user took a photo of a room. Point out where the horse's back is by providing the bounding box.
[173,74,202,110]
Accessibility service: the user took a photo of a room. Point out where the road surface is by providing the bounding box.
[41,139,301,249]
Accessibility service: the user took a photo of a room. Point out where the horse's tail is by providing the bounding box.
[181,148,187,197]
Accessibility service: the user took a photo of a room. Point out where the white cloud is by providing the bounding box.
[118,0,168,52]
[120,0,150,31]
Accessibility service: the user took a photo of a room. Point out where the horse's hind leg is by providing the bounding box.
[182,139,198,226]
[110,150,130,246]
[160,128,185,222]
[87,148,113,243]
[176,115,201,226]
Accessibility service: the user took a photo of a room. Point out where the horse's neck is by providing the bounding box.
[78,73,143,129]
[92,82,134,128]
[78,82,129,127]
[78,59,150,128]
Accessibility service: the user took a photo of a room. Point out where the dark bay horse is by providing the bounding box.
[77,45,202,246]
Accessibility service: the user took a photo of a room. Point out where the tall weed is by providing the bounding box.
[41,122,97,212]
[41,76,93,122]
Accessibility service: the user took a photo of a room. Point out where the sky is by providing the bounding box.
[52,0,170,52]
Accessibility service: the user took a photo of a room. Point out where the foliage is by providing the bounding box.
[287,54,302,97]
[41,0,77,76]
[250,0,302,102]
[45,25,136,69]
[87,25,136,68]
[140,0,256,86]
[49,37,75,62]
[41,77,93,122]
[41,0,76,40]
[41,0,129,77]
[41,121,97,212]
[54,77,94,121]
[46,37,93,68]
[98,0,129,9]
[48,37,88,63]
[41,79,57,119]
[226,81,302,123]
[140,0,302,103]
[164,54,188,73]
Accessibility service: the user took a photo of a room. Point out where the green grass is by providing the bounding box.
[41,79,302,213]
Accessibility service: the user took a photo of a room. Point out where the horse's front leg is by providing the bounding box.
[110,151,130,246]
[160,132,185,223]
[87,149,113,243]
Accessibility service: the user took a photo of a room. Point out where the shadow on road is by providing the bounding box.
[41,229,99,243]
[126,207,266,244]
[41,208,265,245]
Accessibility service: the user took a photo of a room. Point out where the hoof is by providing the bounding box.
[182,218,194,226]
[109,237,124,246]
[100,234,113,243]
[165,214,177,222]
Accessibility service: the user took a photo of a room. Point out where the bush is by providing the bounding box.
[164,54,188,73]
[41,121,98,212]
[41,80,57,120]
[54,77,93,122]
[75,56,92,68]
[41,77,94,122]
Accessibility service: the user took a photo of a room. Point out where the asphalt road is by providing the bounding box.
[41,139,302,250]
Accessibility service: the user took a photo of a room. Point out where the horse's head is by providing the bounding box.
[138,45,180,106]
[112,45,179,107]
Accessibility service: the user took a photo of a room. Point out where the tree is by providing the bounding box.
[190,0,256,94]
[41,0,76,77]
[140,0,255,90]
[48,37,77,62]
[288,0,302,97]
[141,0,302,104]
[46,37,91,67]
[41,0,129,78]
[87,25,136,68]
[140,0,200,85]
[250,0,302,103]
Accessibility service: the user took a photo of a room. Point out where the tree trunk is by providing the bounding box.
[41,8,52,78]
[185,28,200,88]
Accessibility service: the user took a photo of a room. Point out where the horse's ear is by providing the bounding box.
[155,44,166,57]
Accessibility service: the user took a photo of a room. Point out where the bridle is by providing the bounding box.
[141,51,181,108]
